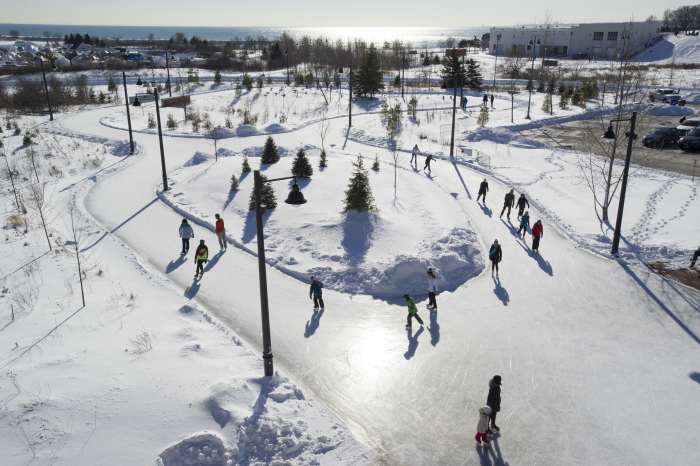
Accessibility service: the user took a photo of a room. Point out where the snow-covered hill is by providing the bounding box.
[635,33,700,64]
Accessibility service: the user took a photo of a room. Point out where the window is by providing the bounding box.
[593,32,604,41]
[607,32,618,41]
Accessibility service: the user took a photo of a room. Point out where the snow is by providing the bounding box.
[634,34,700,64]
[2,72,700,466]
[646,103,696,116]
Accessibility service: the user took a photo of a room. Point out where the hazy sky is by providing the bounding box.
[0,0,686,28]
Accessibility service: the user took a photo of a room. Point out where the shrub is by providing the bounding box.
[242,157,251,173]
[166,113,177,129]
[319,149,327,169]
[230,174,239,192]
[147,113,156,129]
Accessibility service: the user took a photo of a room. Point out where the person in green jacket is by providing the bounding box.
[194,239,209,279]
[403,294,424,329]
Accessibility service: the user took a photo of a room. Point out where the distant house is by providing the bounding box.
[489,20,661,59]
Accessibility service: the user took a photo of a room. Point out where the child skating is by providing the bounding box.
[475,405,492,445]
[403,294,424,329]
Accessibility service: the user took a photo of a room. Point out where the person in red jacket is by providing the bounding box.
[532,220,544,252]
[214,213,226,251]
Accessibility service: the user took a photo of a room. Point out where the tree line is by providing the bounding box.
[661,4,700,32]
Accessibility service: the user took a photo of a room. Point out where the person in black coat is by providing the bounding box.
[516,193,529,218]
[486,375,502,432]
[477,179,489,204]
[691,246,700,269]
[500,189,515,221]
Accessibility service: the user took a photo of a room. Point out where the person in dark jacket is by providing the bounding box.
[477,179,489,204]
[517,211,530,239]
[309,276,324,309]
[486,375,502,432]
[178,219,194,255]
[411,144,419,166]
[516,193,529,218]
[499,189,515,221]
[194,240,209,279]
[489,240,502,277]
[489,94,495,108]
[691,246,700,269]
[482,93,488,106]
[423,153,434,175]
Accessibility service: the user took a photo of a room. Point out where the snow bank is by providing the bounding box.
[184,151,212,167]
[236,124,258,137]
[264,123,287,133]
[465,127,546,148]
[215,147,237,158]
[647,104,695,117]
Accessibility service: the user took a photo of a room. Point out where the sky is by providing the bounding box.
[0,0,687,28]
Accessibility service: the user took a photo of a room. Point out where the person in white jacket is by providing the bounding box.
[178,219,194,255]
[475,405,492,445]
[427,268,438,310]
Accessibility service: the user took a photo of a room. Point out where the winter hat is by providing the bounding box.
[492,375,502,385]
[494,239,499,244]
[200,239,205,245]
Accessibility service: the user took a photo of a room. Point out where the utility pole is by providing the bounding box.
[611,112,637,255]
[122,72,134,154]
[153,88,168,191]
[492,33,501,89]
[37,57,53,121]
[165,49,172,97]
[348,64,353,128]
[401,51,405,100]
[525,36,538,120]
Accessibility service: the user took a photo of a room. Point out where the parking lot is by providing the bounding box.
[521,104,700,177]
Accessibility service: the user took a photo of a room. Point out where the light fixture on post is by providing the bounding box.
[525,36,540,120]
[252,171,310,376]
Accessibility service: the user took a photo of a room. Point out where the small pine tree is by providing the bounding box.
[225,116,233,129]
[248,175,277,211]
[372,155,380,172]
[166,113,177,129]
[242,156,251,173]
[107,74,117,93]
[147,113,156,129]
[393,74,401,88]
[465,58,483,90]
[559,92,569,109]
[319,149,327,169]
[541,94,552,113]
[477,105,489,128]
[22,132,33,146]
[261,136,280,164]
[256,75,264,89]
[230,174,239,192]
[242,73,253,91]
[343,156,375,213]
[291,148,313,177]
[214,69,222,85]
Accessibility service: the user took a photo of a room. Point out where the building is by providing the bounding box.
[489,21,661,59]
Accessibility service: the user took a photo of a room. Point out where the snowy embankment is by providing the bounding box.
[162,145,483,300]
[635,34,700,64]
[0,115,373,465]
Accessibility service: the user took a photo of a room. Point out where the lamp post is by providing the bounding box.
[253,171,308,376]
[165,49,172,97]
[446,48,466,158]
[348,64,353,128]
[36,56,53,121]
[525,36,539,120]
[122,71,134,154]
[603,111,637,255]
[285,49,290,85]
[153,87,168,191]
[492,33,501,89]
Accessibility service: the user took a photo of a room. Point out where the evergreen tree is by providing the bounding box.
[441,52,466,89]
[352,44,384,97]
[242,73,253,91]
[343,156,375,213]
[465,58,483,90]
[248,175,277,211]
[242,156,251,173]
[291,148,313,177]
[261,136,280,164]
[559,92,569,109]
[147,113,156,129]
[541,94,552,113]
[214,69,222,85]
[477,105,489,128]
[319,149,327,169]
[166,113,177,129]
[372,155,380,172]
[230,174,239,192]
[107,75,117,93]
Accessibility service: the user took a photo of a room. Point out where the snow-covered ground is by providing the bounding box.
[1,70,700,466]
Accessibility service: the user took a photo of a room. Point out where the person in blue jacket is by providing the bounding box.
[309,276,324,310]
[517,211,530,239]
[178,219,194,255]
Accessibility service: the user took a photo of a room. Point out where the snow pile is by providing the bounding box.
[210,126,236,139]
[465,127,546,148]
[164,148,484,299]
[264,123,287,133]
[184,151,212,167]
[160,376,350,466]
[215,147,237,158]
[647,104,695,117]
[236,124,259,137]
[684,92,700,104]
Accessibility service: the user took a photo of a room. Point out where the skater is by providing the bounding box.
[403,294,424,328]
[482,93,488,106]
[423,153,434,175]
[214,214,226,251]
[489,240,502,277]
[489,94,495,108]
[517,211,530,239]
[411,144,419,166]
[178,218,194,255]
[477,179,489,203]
[194,239,209,279]
[532,220,544,252]
[499,189,515,221]
[309,276,325,310]
[475,405,492,445]
[691,246,700,268]
[427,268,438,310]
[516,193,529,218]
[486,375,502,432]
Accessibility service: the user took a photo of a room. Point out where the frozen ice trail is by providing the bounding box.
[54,104,700,466]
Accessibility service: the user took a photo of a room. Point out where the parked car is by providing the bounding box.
[677,116,700,135]
[642,125,682,148]
[649,88,680,103]
[664,94,686,106]
[678,128,700,152]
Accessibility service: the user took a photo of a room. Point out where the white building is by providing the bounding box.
[489,21,661,59]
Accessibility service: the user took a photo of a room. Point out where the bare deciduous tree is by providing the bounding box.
[28,182,51,251]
